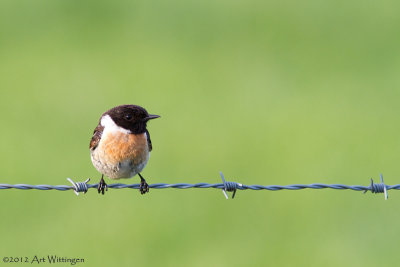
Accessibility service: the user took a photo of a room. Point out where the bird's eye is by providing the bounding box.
[125,114,133,120]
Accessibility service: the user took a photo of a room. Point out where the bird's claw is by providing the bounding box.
[98,177,108,195]
[139,178,149,195]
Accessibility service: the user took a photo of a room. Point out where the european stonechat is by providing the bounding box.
[89,105,160,195]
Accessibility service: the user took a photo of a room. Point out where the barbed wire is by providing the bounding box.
[0,172,396,200]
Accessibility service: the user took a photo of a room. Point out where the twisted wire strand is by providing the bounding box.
[1,183,400,191]
[0,173,396,200]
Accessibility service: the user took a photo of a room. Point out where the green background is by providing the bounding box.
[1,0,399,266]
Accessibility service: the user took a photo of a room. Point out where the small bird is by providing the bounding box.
[89,105,160,195]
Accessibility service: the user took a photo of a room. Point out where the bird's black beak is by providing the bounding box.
[144,114,160,121]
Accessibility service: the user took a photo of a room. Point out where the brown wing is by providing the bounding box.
[145,129,152,152]
[89,124,104,150]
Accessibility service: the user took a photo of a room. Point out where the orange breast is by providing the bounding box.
[100,131,149,166]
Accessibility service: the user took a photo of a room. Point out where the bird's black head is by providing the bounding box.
[104,105,160,134]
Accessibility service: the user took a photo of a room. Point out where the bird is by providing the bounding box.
[89,104,160,195]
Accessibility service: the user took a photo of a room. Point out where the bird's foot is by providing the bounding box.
[98,176,108,195]
[138,173,149,195]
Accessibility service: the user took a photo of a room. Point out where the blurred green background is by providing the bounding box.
[1,0,400,266]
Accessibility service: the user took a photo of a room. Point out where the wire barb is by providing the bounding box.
[219,171,242,199]
[67,178,90,196]
[363,174,388,200]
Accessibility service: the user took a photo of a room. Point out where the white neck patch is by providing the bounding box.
[101,115,131,134]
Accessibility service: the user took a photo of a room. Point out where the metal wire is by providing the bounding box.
[0,172,397,200]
